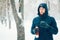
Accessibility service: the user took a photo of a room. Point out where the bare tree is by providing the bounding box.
[19,0,24,19]
[0,0,7,26]
[10,0,24,40]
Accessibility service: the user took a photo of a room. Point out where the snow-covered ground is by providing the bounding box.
[0,18,17,40]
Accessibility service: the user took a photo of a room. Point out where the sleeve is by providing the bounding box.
[48,17,58,35]
[31,18,36,34]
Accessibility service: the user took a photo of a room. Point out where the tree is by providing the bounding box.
[10,0,24,40]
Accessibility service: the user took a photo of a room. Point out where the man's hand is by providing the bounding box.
[33,26,39,34]
[40,21,50,28]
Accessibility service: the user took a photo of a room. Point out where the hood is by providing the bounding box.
[38,3,48,18]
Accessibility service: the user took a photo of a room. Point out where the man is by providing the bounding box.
[31,3,58,40]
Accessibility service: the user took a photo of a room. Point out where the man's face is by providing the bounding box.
[39,7,45,15]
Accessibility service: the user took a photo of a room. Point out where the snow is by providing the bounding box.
[0,18,17,40]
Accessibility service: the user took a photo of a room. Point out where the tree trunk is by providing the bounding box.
[10,0,24,40]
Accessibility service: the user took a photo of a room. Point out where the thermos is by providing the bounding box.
[35,26,39,38]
